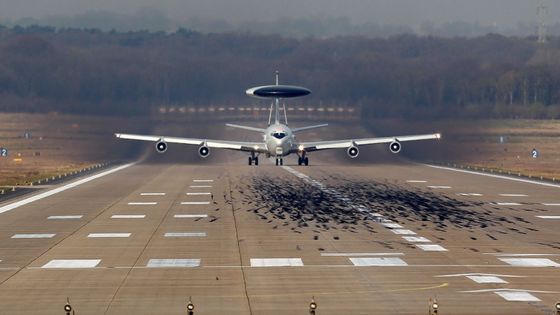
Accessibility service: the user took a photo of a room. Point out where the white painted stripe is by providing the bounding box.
[350,257,408,266]
[437,273,526,278]
[128,202,157,205]
[402,236,431,243]
[458,193,483,196]
[486,253,560,257]
[495,291,540,302]
[467,275,508,284]
[250,258,303,267]
[536,216,560,219]
[321,253,404,257]
[391,229,417,235]
[427,185,451,189]
[0,163,133,214]
[499,258,560,267]
[416,244,448,252]
[174,214,208,218]
[499,194,528,197]
[406,180,427,183]
[147,259,200,268]
[186,192,211,195]
[193,179,213,182]
[462,288,558,294]
[140,192,166,196]
[48,215,83,220]
[164,232,206,237]
[181,201,210,205]
[425,164,560,189]
[190,185,212,188]
[542,203,560,206]
[494,202,521,206]
[88,233,131,238]
[382,223,403,229]
[111,215,145,219]
[42,259,101,269]
[11,234,55,239]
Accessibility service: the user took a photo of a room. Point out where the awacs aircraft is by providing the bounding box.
[115,72,441,166]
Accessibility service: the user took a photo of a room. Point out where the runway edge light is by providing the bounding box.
[187,296,194,315]
[64,297,73,315]
[309,296,317,314]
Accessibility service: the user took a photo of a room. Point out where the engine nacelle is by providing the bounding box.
[347,146,359,158]
[198,145,210,158]
[389,140,401,153]
[155,141,168,154]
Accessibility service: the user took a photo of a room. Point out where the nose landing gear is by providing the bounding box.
[248,153,259,166]
[275,158,283,166]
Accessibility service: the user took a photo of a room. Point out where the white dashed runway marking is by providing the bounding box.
[485,253,560,257]
[437,273,524,284]
[192,179,213,183]
[542,203,560,206]
[173,214,208,218]
[391,229,417,235]
[415,244,448,252]
[164,232,207,237]
[88,233,131,238]
[499,194,528,197]
[11,234,55,239]
[47,215,83,220]
[180,201,210,205]
[536,216,560,219]
[498,258,560,267]
[111,215,145,219]
[382,223,403,229]
[458,193,483,196]
[42,259,101,269]
[494,202,521,206]
[190,185,212,188]
[321,253,404,257]
[406,180,427,183]
[402,236,431,243]
[140,192,166,196]
[186,192,211,195]
[427,185,451,189]
[467,275,508,284]
[250,258,304,267]
[128,202,157,205]
[350,257,408,266]
[495,291,540,302]
[146,259,200,268]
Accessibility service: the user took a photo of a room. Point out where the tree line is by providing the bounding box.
[0,25,559,119]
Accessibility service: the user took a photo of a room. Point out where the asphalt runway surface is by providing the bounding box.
[0,122,558,314]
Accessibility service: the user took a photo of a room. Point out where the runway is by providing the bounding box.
[0,125,559,314]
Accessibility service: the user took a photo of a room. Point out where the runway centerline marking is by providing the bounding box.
[181,201,210,205]
[542,203,560,206]
[42,259,101,269]
[140,192,166,196]
[146,259,200,268]
[111,215,145,219]
[186,192,211,195]
[47,215,83,220]
[0,163,134,214]
[427,185,452,189]
[11,234,55,239]
[424,164,560,189]
[193,179,213,182]
[536,216,560,219]
[190,185,212,188]
[164,232,207,237]
[88,233,131,238]
[406,180,427,183]
[458,193,483,196]
[321,253,404,257]
[250,258,304,267]
[174,214,208,218]
[499,194,528,197]
[128,202,157,205]
[493,202,522,206]
[350,257,408,266]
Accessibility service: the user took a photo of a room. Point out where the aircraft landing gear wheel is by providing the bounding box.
[248,157,252,165]
[254,157,259,166]
[304,157,309,166]
[298,157,302,166]
[275,159,279,166]
[280,158,283,166]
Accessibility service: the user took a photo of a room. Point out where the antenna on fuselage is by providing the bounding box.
[275,70,279,85]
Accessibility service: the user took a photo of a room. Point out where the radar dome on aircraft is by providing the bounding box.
[246,85,311,99]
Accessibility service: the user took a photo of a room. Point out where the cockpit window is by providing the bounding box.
[272,132,286,139]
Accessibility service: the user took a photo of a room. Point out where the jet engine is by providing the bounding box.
[155,141,168,153]
[198,145,210,158]
[389,140,401,153]
[347,146,359,158]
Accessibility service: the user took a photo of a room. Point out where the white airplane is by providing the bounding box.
[115,72,441,166]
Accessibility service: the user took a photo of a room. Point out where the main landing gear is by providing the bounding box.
[248,153,259,166]
[275,158,283,166]
[297,152,309,166]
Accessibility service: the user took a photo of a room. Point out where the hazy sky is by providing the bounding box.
[0,0,558,27]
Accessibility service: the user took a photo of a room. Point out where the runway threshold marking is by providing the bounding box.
[186,192,211,195]
[493,202,522,206]
[250,258,304,267]
[415,244,448,252]
[402,236,431,243]
[437,273,525,284]
[381,223,403,229]
[485,253,560,257]
[146,259,200,268]
[458,193,483,196]
[111,215,145,219]
[542,203,560,206]
[181,201,210,205]
[193,179,213,183]
[536,216,560,219]
[0,163,134,214]
[41,259,101,269]
[406,180,427,183]
[427,185,452,189]
[173,214,208,218]
[11,234,56,239]
[140,192,166,196]
[391,229,417,235]
[461,289,559,302]
[47,215,83,220]
[350,257,408,266]
[499,194,528,197]
[190,185,212,188]
[164,232,207,237]
[424,164,560,189]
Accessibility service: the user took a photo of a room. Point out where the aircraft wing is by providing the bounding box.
[300,133,441,151]
[115,133,268,153]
